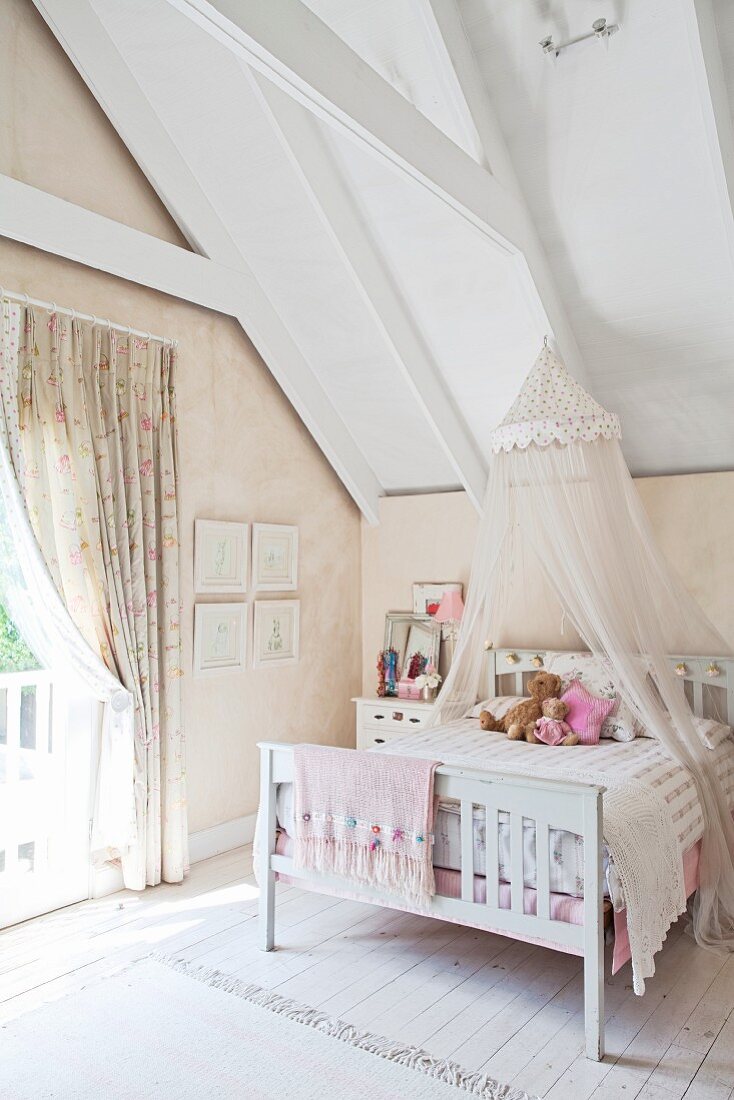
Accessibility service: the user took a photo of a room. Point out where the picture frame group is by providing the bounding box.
[193,519,300,676]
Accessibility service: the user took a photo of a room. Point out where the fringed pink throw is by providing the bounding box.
[292,744,440,904]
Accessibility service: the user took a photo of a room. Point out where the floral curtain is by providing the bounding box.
[1,300,138,865]
[16,305,187,889]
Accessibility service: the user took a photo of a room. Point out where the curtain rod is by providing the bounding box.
[0,287,177,347]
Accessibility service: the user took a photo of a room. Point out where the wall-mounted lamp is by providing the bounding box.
[540,18,620,59]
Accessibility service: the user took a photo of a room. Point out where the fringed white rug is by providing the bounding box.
[0,954,537,1100]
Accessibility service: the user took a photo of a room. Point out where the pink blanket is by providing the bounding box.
[293,744,440,904]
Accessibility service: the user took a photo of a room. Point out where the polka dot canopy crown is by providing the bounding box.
[490,347,621,454]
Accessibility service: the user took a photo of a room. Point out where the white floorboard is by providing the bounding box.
[2,846,734,1099]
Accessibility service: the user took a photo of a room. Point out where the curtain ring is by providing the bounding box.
[50,301,58,314]
[91,315,99,327]
[0,286,5,300]
[23,293,30,308]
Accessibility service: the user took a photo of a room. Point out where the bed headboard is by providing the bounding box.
[484,648,734,726]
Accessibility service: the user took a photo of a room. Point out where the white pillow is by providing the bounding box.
[471,696,525,720]
[599,713,638,743]
[545,651,642,742]
[694,717,733,750]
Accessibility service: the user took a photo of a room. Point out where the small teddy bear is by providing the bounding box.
[479,670,562,741]
[528,697,579,746]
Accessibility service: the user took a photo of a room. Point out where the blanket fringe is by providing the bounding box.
[294,835,436,904]
[153,953,537,1100]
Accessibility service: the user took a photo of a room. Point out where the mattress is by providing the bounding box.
[275,719,734,905]
[379,718,734,857]
[275,783,608,898]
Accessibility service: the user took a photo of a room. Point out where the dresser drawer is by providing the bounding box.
[358,702,428,733]
[359,729,407,750]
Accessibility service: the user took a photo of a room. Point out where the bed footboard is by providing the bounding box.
[257,741,605,1061]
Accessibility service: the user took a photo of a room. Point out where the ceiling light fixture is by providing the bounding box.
[540,17,620,59]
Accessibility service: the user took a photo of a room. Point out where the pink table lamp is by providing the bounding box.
[434,590,465,668]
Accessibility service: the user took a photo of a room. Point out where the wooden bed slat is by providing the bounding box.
[535,820,551,921]
[510,812,524,913]
[460,799,474,902]
[485,804,499,909]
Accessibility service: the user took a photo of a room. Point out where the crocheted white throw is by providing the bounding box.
[293,744,440,904]
[382,722,692,994]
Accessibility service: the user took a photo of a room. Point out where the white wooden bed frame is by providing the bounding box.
[257,648,734,1062]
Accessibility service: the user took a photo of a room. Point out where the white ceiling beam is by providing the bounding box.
[165,0,584,377]
[1,174,381,524]
[0,175,240,314]
[686,0,734,275]
[29,0,382,524]
[418,0,521,195]
[250,72,487,511]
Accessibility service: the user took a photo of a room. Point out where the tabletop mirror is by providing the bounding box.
[384,611,441,679]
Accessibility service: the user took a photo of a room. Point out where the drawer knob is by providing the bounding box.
[374,737,385,744]
[373,714,385,720]
[392,711,404,721]
[409,717,420,724]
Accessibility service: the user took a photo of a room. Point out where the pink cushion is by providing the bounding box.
[560,679,615,745]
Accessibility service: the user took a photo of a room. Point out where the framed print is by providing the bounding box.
[412,582,463,617]
[252,523,298,592]
[194,519,248,595]
[253,600,300,668]
[194,603,247,677]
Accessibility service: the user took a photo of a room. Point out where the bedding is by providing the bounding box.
[291,743,438,903]
[696,718,733,750]
[276,716,734,904]
[379,719,734,992]
[275,718,734,993]
[277,784,610,898]
[469,696,525,720]
[561,679,615,743]
[545,650,643,740]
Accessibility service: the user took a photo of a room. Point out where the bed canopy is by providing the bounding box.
[433,345,734,954]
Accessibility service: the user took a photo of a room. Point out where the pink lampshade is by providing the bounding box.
[434,589,465,623]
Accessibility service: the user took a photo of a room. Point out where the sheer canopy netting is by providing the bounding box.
[433,359,734,955]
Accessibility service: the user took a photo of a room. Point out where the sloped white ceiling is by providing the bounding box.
[90,0,467,492]
[308,0,734,477]
[58,0,734,504]
[87,0,554,495]
[459,0,734,476]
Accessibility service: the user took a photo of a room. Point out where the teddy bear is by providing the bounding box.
[479,670,562,741]
[528,697,579,746]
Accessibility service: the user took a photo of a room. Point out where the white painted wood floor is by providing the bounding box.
[2,846,733,1099]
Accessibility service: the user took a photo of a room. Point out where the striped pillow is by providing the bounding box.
[561,679,615,745]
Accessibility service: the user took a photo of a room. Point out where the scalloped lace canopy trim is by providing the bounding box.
[491,411,622,453]
[489,346,622,453]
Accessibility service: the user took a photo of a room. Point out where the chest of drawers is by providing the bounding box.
[353,696,434,750]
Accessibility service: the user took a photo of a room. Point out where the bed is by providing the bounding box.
[257,648,734,1061]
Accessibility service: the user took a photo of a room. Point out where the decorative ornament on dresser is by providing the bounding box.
[376,647,399,697]
[252,523,298,591]
[193,603,247,676]
[414,664,442,702]
[194,519,248,594]
[253,599,300,668]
